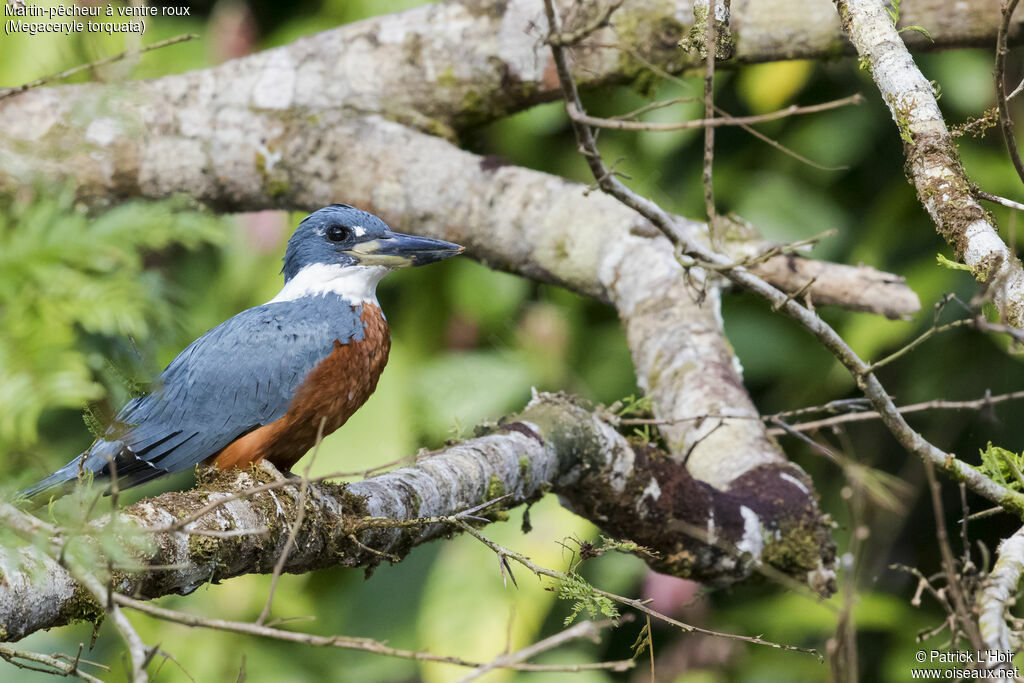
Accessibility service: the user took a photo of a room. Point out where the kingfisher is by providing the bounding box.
[20,205,462,500]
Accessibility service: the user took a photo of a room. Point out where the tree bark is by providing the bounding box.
[0,393,834,643]
[834,0,1024,328]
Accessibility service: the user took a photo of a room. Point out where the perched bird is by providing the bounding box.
[20,205,462,500]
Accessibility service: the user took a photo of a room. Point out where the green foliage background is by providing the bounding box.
[2,1,1024,681]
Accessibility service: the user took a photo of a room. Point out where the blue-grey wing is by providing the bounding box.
[21,296,365,496]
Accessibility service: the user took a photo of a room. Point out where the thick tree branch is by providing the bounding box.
[0,393,834,643]
[0,86,917,321]
[834,0,1024,328]
[1,0,1002,136]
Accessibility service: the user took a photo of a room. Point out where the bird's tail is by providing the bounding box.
[17,441,121,504]
[16,461,83,503]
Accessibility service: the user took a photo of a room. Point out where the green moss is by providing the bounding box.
[56,585,105,630]
[518,456,532,488]
[999,491,1024,520]
[459,81,540,125]
[484,473,506,502]
[680,6,735,61]
[885,94,914,145]
[254,148,290,199]
[407,487,423,516]
[615,1,687,96]
[188,533,220,564]
[436,65,458,89]
[460,87,487,117]
[266,178,290,198]
[760,519,823,572]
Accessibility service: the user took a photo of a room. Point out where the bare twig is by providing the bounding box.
[617,389,1024,436]
[614,44,853,171]
[566,94,864,132]
[546,0,623,46]
[766,390,1024,435]
[452,517,821,658]
[114,594,629,673]
[922,459,984,649]
[454,619,633,682]
[976,188,1024,212]
[0,35,198,102]
[701,0,718,241]
[69,564,152,683]
[0,644,106,682]
[996,0,1024,185]
[868,319,972,372]
[256,419,325,626]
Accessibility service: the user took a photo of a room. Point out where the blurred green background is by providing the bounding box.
[2,1,1024,681]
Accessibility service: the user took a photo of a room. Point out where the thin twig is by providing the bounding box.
[922,458,984,650]
[0,35,198,102]
[69,564,152,683]
[868,319,971,372]
[114,594,631,672]
[619,389,1024,435]
[610,43,849,170]
[454,619,632,682]
[0,644,106,682]
[453,516,822,657]
[995,0,1024,185]
[567,94,864,132]
[546,0,623,46]
[767,392,1022,434]
[976,188,1024,212]
[256,418,325,626]
[702,0,718,242]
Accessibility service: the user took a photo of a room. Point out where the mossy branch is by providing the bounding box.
[0,393,835,643]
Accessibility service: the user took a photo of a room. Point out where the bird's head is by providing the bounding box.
[282,205,463,281]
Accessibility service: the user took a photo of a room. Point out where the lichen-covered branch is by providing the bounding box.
[0,393,834,643]
[834,0,1024,328]
[0,84,917,321]
[8,0,1007,137]
[978,525,1024,666]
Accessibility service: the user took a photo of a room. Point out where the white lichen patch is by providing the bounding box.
[497,0,548,83]
[706,509,717,545]
[255,139,283,175]
[3,89,63,141]
[807,559,837,595]
[85,117,120,146]
[251,50,296,110]
[736,505,764,559]
[139,136,206,197]
[264,490,287,519]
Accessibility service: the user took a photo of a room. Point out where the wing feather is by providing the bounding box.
[20,295,367,498]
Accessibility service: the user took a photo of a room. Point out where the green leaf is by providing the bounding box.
[556,571,619,626]
[976,442,1024,491]
[0,188,223,444]
[898,25,934,42]
[935,253,971,271]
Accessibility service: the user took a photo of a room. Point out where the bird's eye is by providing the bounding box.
[326,225,352,242]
